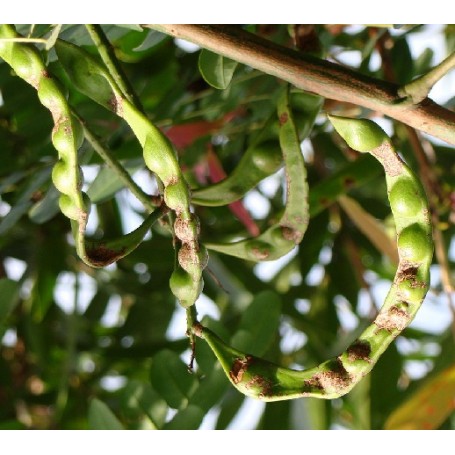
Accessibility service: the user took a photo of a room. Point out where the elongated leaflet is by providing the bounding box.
[55,39,206,307]
[203,87,311,262]
[0,25,164,268]
[191,140,283,206]
[194,116,433,400]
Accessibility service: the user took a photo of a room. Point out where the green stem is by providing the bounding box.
[85,24,144,111]
[186,305,199,371]
[398,52,455,104]
[145,24,455,146]
[77,113,159,212]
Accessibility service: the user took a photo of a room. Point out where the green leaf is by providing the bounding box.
[87,161,143,204]
[0,279,20,328]
[45,24,63,50]
[55,39,118,110]
[28,186,60,224]
[384,364,455,430]
[338,195,398,264]
[231,290,282,356]
[133,30,167,52]
[122,380,168,429]
[88,398,124,430]
[163,404,205,430]
[0,168,51,235]
[150,350,198,409]
[198,49,238,89]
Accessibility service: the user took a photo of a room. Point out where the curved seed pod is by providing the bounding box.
[204,86,310,261]
[194,117,433,401]
[191,141,284,206]
[0,25,165,268]
[55,39,206,307]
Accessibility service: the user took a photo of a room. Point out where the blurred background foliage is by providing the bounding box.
[0,24,454,430]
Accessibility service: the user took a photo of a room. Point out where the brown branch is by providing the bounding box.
[145,25,455,147]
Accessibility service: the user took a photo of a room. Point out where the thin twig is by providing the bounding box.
[76,112,159,212]
[145,25,455,146]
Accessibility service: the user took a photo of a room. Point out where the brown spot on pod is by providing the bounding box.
[281,225,304,243]
[230,356,254,384]
[347,340,372,363]
[86,244,126,267]
[303,376,324,391]
[178,244,208,275]
[315,358,351,393]
[174,216,200,243]
[279,112,288,125]
[370,142,404,177]
[246,375,274,398]
[375,305,410,332]
[247,241,270,261]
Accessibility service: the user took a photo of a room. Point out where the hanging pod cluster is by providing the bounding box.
[0,25,166,268]
[192,116,433,400]
[54,39,208,308]
[0,25,434,401]
[0,25,206,309]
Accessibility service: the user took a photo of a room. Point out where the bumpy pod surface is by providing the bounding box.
[56,39,206,307]
[204,87,311,261]
[195,117,433,401]
[0,25,167,268]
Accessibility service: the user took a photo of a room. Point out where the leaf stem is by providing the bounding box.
[145,25,455,146]
[85,24,144,111]
[186,305,199,372]
[76,112,160,212]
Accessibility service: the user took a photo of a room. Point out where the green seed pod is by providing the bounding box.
[397,279,428,305]
[389,178,425,219]
[55,39,121,112]
[71,114,85,150]
[250,141,284,174]
[164,182,191,216]
[397,224,432,264]
[37,75,68,116]
[143,134,181,186]
[10,45,43,88]
[58,194,81,221]
[197,116,434,402]
[52,160,82,195]
[178,244,208,275]
[169,267,203,308]
[246,240,271,261]
[328,115,390,152]
[52,118,79,158]
[204,87,309,262]
[174,215,200,243]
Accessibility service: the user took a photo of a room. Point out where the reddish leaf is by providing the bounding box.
[206,146,259,237]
